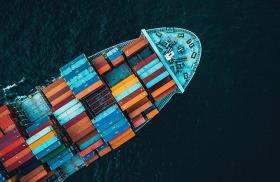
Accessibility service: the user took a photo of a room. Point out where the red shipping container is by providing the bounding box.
[4,147,32,167]
[80,139,104,157]
[112,55,125,67]
[134,53,157,71]
[0,128,20,149]
[28,120,53,137]
[48,86,71,102]
[0,106,11,118]
[5,151,33,172]
[0,115,15,130]
[1,143,28,162]
[0,137,25,157]
[132,114,146,128]
[76,130,98,146]
[149,76,172,93]
[97,146,111,157]
[0,105,9,113]
[63,112,87,129]
[128,101,152,119]
[43,78,65,94]
[142,67,166,84]
[118,87,145,106]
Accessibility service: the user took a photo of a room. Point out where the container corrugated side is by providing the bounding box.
[123,36,149,58]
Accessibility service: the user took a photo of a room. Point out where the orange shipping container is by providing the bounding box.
[44,82,68,98]
[98,64,111,75]
[76,130,98,146]
[66,117,91,135]
[154,85,177,101]
[28,169,48,182]
[98,146,111,157]
[151,80,176,98]
[128,100,153,119]
[50,90,73,106]
[43,78,65,93]
[29,131,57,150]
[75,80,103,100]
[146,108,159,119]
[68,123,95,142]
[86,155,99,165]
[109,128,135,149]
[121,91,148,110]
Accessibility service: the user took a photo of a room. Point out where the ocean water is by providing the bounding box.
[0,0,278,182]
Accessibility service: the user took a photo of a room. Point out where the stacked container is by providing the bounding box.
[91,55,111,75]
[43,77,75,110]
[92,105,135,149]
[60,54,104,100]
[133,53,177,102]
[25,116,55,137]
[123,36,149,58]
[19,165,48,182]
[26,126,73,170]
[0,105,33,173]
[83,86,115,116]
[106,48,125,67]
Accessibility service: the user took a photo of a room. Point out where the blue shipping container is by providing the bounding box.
[50,152,74,170]
[36,141,61,159]
[146,71,169,88]
[79,134,101,151]
[26,126,53,145]
[32,136,58,155]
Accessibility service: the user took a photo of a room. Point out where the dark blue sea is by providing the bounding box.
[0,0,278,181]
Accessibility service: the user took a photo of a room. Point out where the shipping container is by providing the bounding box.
[154,85,177,101]
[28,169,47,182]
[75,80,103,100]
[96,143,111,157]
[142,67,166,84]
[26,116,50,134]
[117,87,146,106]
[111,55,125,67]
[5,151,34,172]
[53,99,79,117]
[109,128,135,149]
[134,53,157,71]
[43,78,65,94]
[145,108,159,119]
[0,137,25,158]
[62,112,87,129]
[149,76,172,93]
[28,120,53,137]
[68,125,96,143]
[131,114,146,128]
[120,91,148,111]
[123,36,149,58]
[50,90,74,106]
[44,82,68,98]
[127,100,153,119]
[49,152,73,170]
[1,143,28,162]
[3,147,32,167]
[78,133,101,151]
[41,145,66,163]
[56,104,85,125]
[138,60,163,80]
[103,63,132,87]
[31,136,58,155]
[151,80,176,98]
[29,131,57,150]
[35,141,61,159]
[82,150,96,161]
[137,47,153,60]
[79,139,103,157]
[48,149,71,166]
[66,117,91,136]
[0,115,15,131]
[137,58,160,76]
[0,128,20,148]
[76,130,98,147]
[48,86,71,102]
[26,126,53,145]
[52,95,76,111]
[91,55,111,75]
[86,154,99,165]
[101,119,130,142]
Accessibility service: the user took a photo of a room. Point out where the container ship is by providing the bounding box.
[0,27,201,182]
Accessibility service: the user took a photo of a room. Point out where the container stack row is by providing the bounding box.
[82,85,116,116]
[59,155,86,177]
[26,126,73,171]
[122,36,149,59]
[133,53,177,101]
[60,54,104,100]
[0,106,32,173]
[106,48,125,67]
[91,55,111,75]
[42,77,75,111]
[92,105,135,149]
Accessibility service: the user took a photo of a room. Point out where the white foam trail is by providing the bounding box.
[2,76,26,94]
